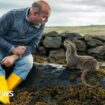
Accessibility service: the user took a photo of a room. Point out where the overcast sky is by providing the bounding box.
[0,0,105,26]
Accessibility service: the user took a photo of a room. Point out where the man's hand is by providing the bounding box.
[1,55,19,67]
[13,46,26,56]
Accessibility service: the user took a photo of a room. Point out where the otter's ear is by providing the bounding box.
[64,38,70,42]
[65,37,77,43]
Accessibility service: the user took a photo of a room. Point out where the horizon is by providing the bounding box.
[45,24,105,27]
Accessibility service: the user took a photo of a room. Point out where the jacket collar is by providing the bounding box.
[25,8,41,28]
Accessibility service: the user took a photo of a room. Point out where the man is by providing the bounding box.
[0,0,51,104]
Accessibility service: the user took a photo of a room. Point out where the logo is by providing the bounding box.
[0,91,14,97]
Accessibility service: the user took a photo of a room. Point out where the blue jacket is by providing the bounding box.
[0,8,45,57]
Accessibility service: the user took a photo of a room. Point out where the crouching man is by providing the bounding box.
[0,0,51,104]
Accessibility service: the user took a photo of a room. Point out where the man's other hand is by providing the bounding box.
[13,46,26,56]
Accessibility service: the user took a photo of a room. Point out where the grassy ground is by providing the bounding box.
[44,25,105,35]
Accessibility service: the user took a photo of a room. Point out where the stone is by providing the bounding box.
[37,46,47,55]
[84,35,104,47]
[88,45,105,56]
[19,62,81,90]
[48,49,66,64]
[43,36,62,48]
[93,35,105,41]
[3,62,105,90]
[84,35,93,41]
[86,39,103,47]
[61,32,83,39]
[43,31,59,37]
[73,39,87,52]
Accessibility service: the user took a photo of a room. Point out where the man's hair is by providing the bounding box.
[32,0,51,14]
[32,2,42,12]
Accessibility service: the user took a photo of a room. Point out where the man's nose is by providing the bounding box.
[42,17,48,23]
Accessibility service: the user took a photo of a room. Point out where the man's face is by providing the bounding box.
[28,7,50,25]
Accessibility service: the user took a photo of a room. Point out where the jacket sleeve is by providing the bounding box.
[0,11,15,53]
[22,24,45,57]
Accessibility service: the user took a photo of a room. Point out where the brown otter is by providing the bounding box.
[64,39,99,88]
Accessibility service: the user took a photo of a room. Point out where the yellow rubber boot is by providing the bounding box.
[0,76,10,104]
[7,73,22,91]
[96,69,105,74]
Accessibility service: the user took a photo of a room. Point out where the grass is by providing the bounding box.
[44,25,105,35]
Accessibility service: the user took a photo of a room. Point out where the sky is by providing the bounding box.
[0,0,105,26]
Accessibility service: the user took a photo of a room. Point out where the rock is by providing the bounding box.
[48,49,66,64]
[3,62,105,91]
[36,33,105,61]
[93,35,105,41]
[73,39,87,52]
[84,35,103,47]
[84,35,104,47]
[84,35,93,41]
[88,45,105,56]
[18,62,81,90]
[43,31,59,37]
[15,62,105,89]
[61,32,83,39]
[37,46,47,55]
[43,36,62,48]
[86,39,103,47]
[100,62,105,68]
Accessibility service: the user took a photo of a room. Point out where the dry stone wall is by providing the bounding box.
[35,31,105,64]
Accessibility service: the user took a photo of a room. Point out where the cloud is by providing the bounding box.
[0,0,33,9]
[46,0,105,26]
[0,0,105,26]
[62,0,105,7]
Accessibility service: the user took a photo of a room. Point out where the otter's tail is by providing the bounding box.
[81,69,95,88]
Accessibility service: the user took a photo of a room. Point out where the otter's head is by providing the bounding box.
[64,40,77,55]
[64,40,72,49]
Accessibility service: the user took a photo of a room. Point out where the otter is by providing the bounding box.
[64,39,99,88]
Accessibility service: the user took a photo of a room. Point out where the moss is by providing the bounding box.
[33,55,48,63]
[39,85,105,105]
[33,55,66,64]
[35,102,49,105]
[8,84,105,105]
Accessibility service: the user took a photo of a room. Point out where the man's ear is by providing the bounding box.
[34,11,39,16]
[30,7,39,16]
